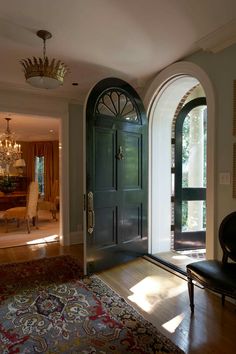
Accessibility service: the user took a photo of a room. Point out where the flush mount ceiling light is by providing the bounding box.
[20,30,69,89]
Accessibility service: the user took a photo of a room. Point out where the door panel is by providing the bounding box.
[86,78,148,273]
[120,204,142,243]
[95,128,116,191]
[93,206,117,247]
[121,132,141,189]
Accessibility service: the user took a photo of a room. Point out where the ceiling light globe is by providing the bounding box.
[27,76,62,89]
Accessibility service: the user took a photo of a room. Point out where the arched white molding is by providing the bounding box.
[143,61,216,259]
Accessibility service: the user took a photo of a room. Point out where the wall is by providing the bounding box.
[69,103,84,243]
[185,43,236,258]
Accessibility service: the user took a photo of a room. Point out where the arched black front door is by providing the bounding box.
[85,78,148,273]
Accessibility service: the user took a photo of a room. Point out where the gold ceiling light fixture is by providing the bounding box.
[20,30,69,89]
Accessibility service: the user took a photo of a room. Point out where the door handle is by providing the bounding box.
[116,145,124,160]
[87,191,95,234]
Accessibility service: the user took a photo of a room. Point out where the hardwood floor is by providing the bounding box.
[99,258,236,354]
[152,250,205,273]
[0,210,59,248]
[0,244,235,353]
[0,241,83,264]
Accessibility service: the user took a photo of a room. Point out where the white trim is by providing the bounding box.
[144,61,216,260]
[59,109,70,245]
[196,18,236,53]
[82,87,93,275]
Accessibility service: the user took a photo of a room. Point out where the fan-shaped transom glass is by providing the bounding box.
[95,89,140,122]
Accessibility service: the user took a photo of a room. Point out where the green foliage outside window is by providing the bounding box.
[181,110,207,231]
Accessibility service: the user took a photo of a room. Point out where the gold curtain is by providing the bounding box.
[23,141,59,201]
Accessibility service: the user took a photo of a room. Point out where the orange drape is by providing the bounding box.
[23,141,59,201]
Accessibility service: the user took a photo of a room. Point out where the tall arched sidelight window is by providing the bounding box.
[174,97,207,251]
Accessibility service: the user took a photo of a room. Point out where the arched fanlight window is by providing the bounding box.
[95,89,140,123]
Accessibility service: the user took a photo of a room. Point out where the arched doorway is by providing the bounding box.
[144,62,215,272]
[84,77,148,274]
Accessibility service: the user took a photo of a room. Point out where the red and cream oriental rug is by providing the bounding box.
[0,256,184,353]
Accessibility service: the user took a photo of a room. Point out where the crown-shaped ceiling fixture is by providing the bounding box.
[20,30,69,89]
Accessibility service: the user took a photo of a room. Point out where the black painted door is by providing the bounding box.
[86,78,148,273]
[174,97,207,250]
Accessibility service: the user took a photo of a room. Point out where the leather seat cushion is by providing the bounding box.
[187,260,236,294]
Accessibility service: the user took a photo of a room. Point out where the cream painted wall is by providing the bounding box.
[69,103,83,236]
[186,43,236,258]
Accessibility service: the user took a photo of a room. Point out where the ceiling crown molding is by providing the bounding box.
[196,19,236,53]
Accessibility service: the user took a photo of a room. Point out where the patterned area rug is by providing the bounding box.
[0,256,184,353]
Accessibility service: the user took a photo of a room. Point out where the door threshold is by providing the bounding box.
[143,254,187,280]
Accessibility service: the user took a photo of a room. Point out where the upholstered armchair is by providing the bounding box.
[3,181,39,233]
[186,211,236,312]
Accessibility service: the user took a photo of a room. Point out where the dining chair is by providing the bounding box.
[37,180,59,220]
[3,181,39,233]
[186,211,236,312]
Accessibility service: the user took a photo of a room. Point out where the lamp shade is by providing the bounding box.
[14,159,26,167]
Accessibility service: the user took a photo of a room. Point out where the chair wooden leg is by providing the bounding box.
[187,274,194,312]
[26,217,31,233]
[35,214,39,229]
[51,209,57,221]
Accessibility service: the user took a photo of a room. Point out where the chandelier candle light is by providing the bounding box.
[0,118,22,172]
[20,30,69,89]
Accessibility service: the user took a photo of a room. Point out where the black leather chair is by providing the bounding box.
[186,211,236,312]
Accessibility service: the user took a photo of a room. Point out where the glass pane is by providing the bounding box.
[96,90,139,122]
[182,200,206,232]
[35,156,45,196]
[182,106,207,188]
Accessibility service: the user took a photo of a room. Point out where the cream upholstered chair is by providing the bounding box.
[37,180,59,220]
[4,181,39,233]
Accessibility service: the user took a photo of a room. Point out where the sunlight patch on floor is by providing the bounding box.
[26,234,59,245]
[128,276,186,313]
[162,313,185,333]
[172,255,190,260]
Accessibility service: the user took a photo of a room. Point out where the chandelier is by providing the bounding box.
[20,30,68,89]
[0,118,22,167]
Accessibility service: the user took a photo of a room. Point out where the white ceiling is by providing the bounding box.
[0,112,59,142]
[0,0,236,139]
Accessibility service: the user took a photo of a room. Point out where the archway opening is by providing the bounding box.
[145,62,215,274]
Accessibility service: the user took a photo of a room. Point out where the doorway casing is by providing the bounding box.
[144,61,215,259]
[0,90,70,245]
